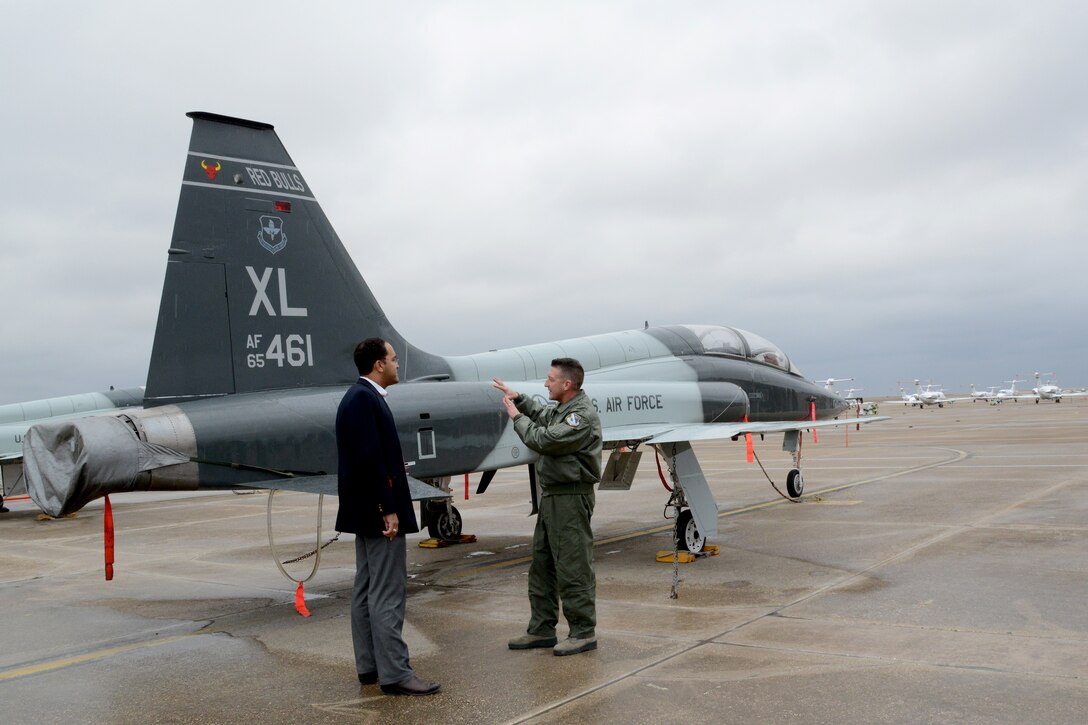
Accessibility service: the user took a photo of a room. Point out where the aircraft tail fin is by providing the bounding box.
[145,112,447,405]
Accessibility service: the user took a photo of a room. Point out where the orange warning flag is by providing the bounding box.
[295,582,311,617]
[810,401,819,444]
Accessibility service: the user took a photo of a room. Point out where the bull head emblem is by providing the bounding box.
[201,159,222,180]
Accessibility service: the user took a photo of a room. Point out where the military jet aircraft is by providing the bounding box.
[0,387,143,497]
[22,112,887,553]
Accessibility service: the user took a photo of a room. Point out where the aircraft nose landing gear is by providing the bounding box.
[422,499,463,540]
[779,430,807,500]
[786,468,804,498]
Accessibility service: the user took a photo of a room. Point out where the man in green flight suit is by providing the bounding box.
[493,357,603,656]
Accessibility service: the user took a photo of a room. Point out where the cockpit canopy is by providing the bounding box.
[682,325,803,376]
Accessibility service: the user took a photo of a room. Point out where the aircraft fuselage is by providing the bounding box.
[26,347,844,515]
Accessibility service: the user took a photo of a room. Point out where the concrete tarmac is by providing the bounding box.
[1,399,1087,723]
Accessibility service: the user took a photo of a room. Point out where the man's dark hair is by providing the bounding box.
[551,357,585,389]
[354,338,388,376]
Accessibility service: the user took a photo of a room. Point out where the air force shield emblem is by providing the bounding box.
[257,215,287,254]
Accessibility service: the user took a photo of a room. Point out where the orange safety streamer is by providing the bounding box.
[295,581,311,617]
[465,473,469,501]
[810,401,819,444]
[104,495,115,581]
[744,416,754,463]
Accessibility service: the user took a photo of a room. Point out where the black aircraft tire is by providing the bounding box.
[675,509,706,553]
[427,505,463,541]
[786,468,804,498]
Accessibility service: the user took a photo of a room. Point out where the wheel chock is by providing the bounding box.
[655,544,720,563]
[656,551,696,563]
[418,538,447,548]
[418,534,477,548]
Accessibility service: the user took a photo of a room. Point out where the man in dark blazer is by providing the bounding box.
[336,337,440,696]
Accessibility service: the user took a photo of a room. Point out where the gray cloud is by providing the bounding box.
[2,1,1085,403]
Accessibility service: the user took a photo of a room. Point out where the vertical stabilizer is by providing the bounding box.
[146,112,447,405]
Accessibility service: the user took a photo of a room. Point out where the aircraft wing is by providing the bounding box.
[603,416,890,444]
[217,474,450,501]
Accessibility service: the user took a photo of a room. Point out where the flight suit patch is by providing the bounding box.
[565,413,581,427]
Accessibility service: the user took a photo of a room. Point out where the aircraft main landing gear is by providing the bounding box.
[674,508,706,553]
[422,500,463,540]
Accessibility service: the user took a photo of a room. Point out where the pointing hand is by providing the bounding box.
[492,377,517,400]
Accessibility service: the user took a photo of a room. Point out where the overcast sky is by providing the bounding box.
[2,1,1086,403]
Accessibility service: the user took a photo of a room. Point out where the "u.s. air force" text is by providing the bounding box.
[591,395,664,413]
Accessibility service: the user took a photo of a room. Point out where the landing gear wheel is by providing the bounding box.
[427,504,462,540]
[786,468,804,498]
[674,509,706,553]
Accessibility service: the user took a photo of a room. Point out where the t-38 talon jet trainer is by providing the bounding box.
[22,112,887,554]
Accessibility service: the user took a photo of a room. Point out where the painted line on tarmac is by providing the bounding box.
[455,448,969,578]
[0,630,218,682]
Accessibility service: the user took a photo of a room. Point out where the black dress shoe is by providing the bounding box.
[380,675,441,696]
[357,671,378,685]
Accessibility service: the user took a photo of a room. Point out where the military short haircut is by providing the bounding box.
[551,357,585,389]
[354,337,388,376]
